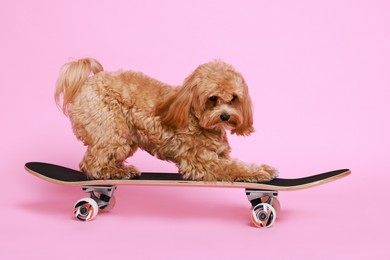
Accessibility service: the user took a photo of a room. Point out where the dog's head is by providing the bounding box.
[158,60,254,136]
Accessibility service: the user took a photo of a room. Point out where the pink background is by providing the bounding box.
[1,0,389,258]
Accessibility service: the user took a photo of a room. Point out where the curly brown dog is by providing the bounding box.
[55,58,278,182]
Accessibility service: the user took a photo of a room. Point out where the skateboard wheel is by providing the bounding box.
[260,196,281,214]
[74,198,98,221]
[272,198,281,214]
[251,203,276,228]
[100,195,116,212]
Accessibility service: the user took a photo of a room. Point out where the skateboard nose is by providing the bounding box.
[220,113,230,121]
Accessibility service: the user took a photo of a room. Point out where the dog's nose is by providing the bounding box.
[220,114,230,121]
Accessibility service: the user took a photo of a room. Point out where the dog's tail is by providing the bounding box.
[55,58,104,115]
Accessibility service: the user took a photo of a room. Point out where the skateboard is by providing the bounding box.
[24,162,350,228]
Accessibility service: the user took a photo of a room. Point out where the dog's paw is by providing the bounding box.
[234,164,279,183]
[92,165,140,180]
[259,164,279,180]
[116,165,141,180]
[181,170,206,181]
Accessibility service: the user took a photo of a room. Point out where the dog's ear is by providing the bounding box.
[157,73,198,129]
[231,84,255,136]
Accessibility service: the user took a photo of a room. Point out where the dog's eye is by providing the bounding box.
[230,95,237,102]
[208,96,218,102]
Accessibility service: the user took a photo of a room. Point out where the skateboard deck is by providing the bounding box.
[25,162,350,228]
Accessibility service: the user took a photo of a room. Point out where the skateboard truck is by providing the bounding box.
[246,189,280,228]
[75,186,281,227]
[73,185,281,228]
[74,185,117,221]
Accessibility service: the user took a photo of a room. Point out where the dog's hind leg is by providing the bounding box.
[79,141,139,180]
[71,95,140,179]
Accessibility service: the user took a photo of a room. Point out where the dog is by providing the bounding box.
[55,58,278,182]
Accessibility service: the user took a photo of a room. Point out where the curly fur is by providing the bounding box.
[55,58,278,182]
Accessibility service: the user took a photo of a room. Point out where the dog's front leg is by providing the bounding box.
[218,159,278,182]
[177,152,278,183]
